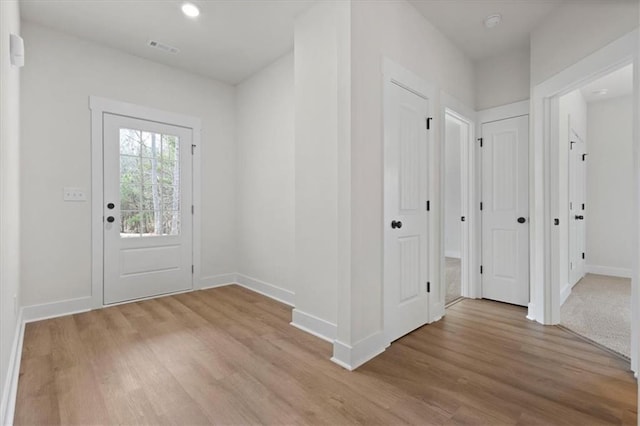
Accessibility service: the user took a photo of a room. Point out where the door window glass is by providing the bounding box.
[119,129,181,237]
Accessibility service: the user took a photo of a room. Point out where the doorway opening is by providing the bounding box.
[531,30,638,373]
[557,64,634,359]
[443,110,471,306]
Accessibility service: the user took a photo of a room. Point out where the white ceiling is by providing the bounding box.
[409,0,564,61]
[580,64,634,103]
[19,0,576,85]
[19,0,315,85]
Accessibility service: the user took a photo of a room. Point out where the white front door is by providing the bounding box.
[103,113,193,304]
[569,127,586,286]
[384,81,430,342]
[481,115,529,306]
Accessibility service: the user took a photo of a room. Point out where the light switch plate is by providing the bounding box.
[64,187,87,201]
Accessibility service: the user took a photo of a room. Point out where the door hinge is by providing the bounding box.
[554,218,560,226]
[582,153,588,161]
[426,200,430,211]
[570,140,576,150]
[480,202,483,211]
[192,265,195,274]
[191,205,195,214]
[480,265,483,274]
[191,144,196,155]
[582,203,585,211]
[477,137,483,147]
[582,252,585,260]
[570,202,573,210]
[426,282,431,293]
[461,216,466,222]
[426,117,432,130]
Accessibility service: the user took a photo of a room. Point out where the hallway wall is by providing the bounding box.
[475,47,530,110]
[0,1,22,421]
[530,1,638,86]
[236,52,295,296]
[586,95,634,277]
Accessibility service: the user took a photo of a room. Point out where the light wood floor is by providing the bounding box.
[15,285,637,425]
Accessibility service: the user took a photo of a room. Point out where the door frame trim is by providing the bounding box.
[530,29,638,373]
[440,93,477,300]
[89,96,202,309]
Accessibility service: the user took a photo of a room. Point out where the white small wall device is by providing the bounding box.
[9,33,24,68]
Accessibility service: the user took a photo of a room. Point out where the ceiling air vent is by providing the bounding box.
[147,40,180,54]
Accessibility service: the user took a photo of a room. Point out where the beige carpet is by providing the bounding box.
[445,257,461,305]
[560,274,631,358]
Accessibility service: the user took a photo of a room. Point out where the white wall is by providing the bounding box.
[558,89,587,297]
[444,117,461,258]
[293,1,351,339]
[636,2,639,400]
[530,1,639,86]
[236,52,295,294]
[475,47,530,110]
[346,0,475,351]
[20,23,237,306]
[586,95,633,275]
[0,1,22,421]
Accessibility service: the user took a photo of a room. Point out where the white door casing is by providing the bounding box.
[481,115,530,306]
[568,125,586,287]
[384,79,431,343]
[103,113,193,304]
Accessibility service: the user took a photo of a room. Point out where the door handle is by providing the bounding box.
[107,202,115,209]
[575,215,584,220]
[106,216,115,223]
[517,217,526,224]
[391,220,403,229]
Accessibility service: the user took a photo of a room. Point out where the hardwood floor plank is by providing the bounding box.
[14,355,60,425]
[14,288,637,425]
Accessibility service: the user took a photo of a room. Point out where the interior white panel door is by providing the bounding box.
[384,81,430,342]
[103,113,193,304]
[569,128,586,286]
[481,115,529,306]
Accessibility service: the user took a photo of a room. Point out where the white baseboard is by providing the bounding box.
[444,250,461,259]
[290,309,336,343]
[198,273,238,290]
[1,308,24,426]
[22,296,93,323]
[331,332,387,371]
[560,282,572,306]
[585,265,632,279]
[235,274,294,307]
[526,303,536,321]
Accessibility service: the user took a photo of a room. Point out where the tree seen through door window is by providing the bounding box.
[119,128,181,237]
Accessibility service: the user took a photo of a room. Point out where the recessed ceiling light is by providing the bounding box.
[484,14,502,29]
[592,89,609,95]
[181,3,200,18]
